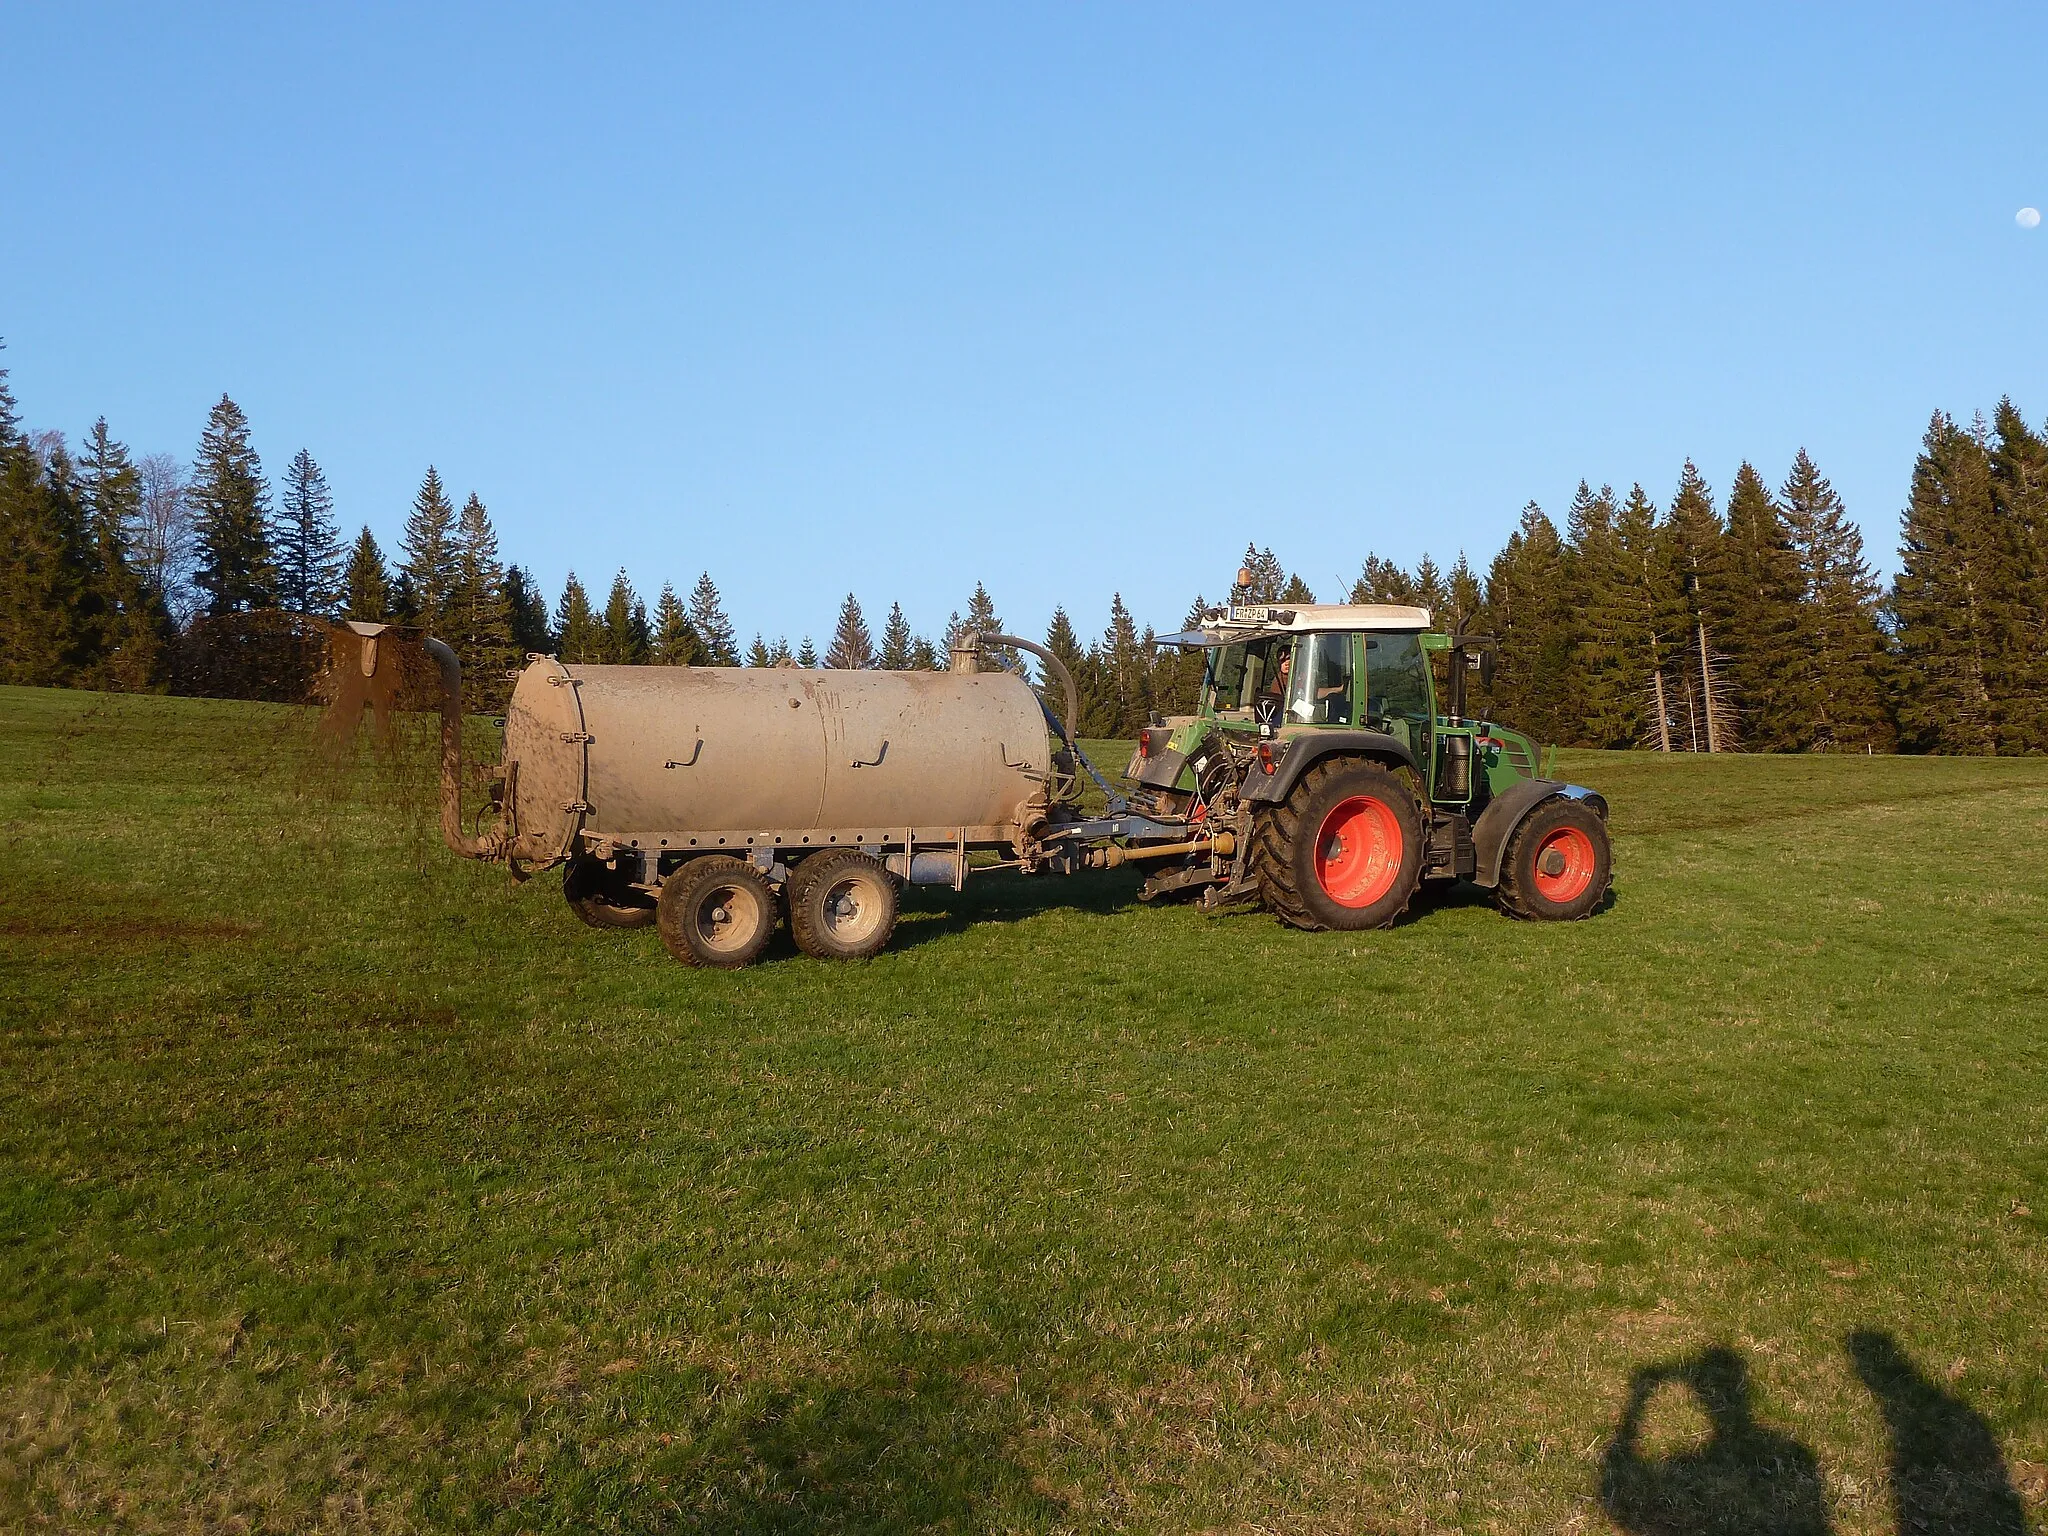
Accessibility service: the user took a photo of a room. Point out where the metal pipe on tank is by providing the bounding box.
[974,633,1080,748]
[423,637,507,860]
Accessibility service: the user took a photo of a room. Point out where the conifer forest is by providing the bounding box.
[4,338,2045,755]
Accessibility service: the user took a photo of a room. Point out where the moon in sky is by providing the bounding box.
[2020,207,2043,229]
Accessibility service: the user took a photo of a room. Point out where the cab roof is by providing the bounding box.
[1158,602,1435,648]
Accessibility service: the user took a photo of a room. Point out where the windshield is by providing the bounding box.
[1202,638,1289,714]
[1365,633,1432,723]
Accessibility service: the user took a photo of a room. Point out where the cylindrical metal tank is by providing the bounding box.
[501,662,1053,865]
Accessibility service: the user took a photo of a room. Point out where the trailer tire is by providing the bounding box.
[564,855,657,930]
[1494,797,1611,921]
[786,851,898,961]
[1252,758,1424,931]
[657,856,777,968]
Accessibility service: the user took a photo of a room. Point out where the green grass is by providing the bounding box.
[2,684,2046,1534]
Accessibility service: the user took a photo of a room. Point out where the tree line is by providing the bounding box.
[3,339,2043,752]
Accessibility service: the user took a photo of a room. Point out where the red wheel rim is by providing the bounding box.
[1531,825,1596,903]
[1314,795,1403,907]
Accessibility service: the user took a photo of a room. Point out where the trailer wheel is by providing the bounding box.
[786,851,898,961]
[1495,797,1611,921]
[563,855,657,929]
[1252,758,1424,931]
[657,856,777,968]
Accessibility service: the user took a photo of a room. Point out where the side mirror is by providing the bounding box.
[1479,652,1495,691]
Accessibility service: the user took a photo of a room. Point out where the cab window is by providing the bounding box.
[1285,632,1354,724]
[1203,639,1288,714]
[1365,633,1432,723]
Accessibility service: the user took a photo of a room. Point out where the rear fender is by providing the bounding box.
[1471,780,1608,888]
[1241,731,1420,805]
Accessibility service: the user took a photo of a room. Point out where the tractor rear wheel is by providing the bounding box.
[1252,758,1424,931]
[786,851,898,960]
[657,856,777,968]
[1495,797,1611,921]
[564,854,657,930]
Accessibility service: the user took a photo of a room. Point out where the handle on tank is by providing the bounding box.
[423,637,508,860]
[974,633,1079,749]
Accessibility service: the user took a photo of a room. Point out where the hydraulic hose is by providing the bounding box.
[423,637,507,859]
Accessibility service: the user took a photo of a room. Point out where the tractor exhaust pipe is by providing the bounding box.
[422,637,507,860]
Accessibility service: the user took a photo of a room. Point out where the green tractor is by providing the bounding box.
[1110,579,1613,929]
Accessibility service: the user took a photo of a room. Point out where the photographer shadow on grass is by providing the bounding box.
[1846,1329,2028,1536]
[1600,1346,1831,1536]
[1599,1335,2027,1536]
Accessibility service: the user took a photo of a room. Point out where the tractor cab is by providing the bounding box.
[1145,601,1538,817]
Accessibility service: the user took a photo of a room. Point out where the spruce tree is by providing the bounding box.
[1349,554,1417,603]
[908,635,942,670]
[877,601,915,669]
[795,635,818,668]
[189,395,276,614]
[1781,450,1893,752]
[1988,400,2048,751]
[553,573,602,662]
[502,565,553,655]
[1279,573,1315,604]
[1663,462,1737,751]
[745,633,773,667]
[1564,482,1633,746]
[1613,485,1686,750]
[276,449,341,615]
[1484,503,1575,746]
[1044,606,1085,685]
[687,572,738,665]
[600,569,647,663]
[398,466,458,627]
[1892,413,2003,753]
[74,418,167,691]
[341,527,391,621]
[450,493,515,704]
[1445,554,1484,636]
[769,635,795,666]
[1716,462,1808,749]
[651,583,701,664]
[826,593,875,668]
[1101,593,1152,734]
[0,439,96,685]
[0,338,20,449]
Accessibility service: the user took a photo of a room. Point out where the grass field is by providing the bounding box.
[3,684,2046,1534]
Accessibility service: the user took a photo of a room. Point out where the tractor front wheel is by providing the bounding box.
[1495,797,1611,921]
[657,856,778,967]
[1252,759,1424,931]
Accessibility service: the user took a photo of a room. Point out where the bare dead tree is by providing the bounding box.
[132,452,199,624]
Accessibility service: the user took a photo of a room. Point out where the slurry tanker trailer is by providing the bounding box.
[338,573,1611,967]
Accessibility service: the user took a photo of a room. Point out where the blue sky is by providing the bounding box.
[4,3,2044,645]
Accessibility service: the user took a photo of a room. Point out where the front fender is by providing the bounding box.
[1470,780,1608,888]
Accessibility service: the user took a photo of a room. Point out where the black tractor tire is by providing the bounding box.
[656,856,778,968]
[1494,796,1612,921]
[786,851,899,961]
[563,855,657,930]
[1251,758,1425,931]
